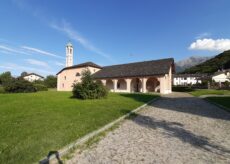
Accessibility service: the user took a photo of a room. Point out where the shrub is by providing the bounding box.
[172,86,194,92]
[34,84,48,91]
[33,80,45,85]
[4,79,36,93]
[72,70,108,99]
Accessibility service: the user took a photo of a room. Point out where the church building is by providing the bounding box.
[57,43,175,94]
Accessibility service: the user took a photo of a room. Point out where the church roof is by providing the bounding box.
[93,58,174,79]
[56,62,102,75]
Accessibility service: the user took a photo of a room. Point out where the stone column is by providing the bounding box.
[113,79,118,92]
[101,80,106,86]
[142,78,147,93]
[160,76,166,94]
[125,79,131,92]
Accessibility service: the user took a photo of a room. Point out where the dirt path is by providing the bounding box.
[67,92,230,164]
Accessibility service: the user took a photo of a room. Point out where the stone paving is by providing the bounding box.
[66,92,230,164]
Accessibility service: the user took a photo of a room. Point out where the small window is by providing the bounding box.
[64,76,66,80]
[76,72,81,76]
[62,83,64,88]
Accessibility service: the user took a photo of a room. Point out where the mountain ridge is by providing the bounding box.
[182,50,230,74]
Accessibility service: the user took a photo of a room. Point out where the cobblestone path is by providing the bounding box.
[67,92,230,164]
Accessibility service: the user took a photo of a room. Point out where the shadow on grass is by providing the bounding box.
[39,151,63,164]
[119,93,158,103]
[131,113,230,157]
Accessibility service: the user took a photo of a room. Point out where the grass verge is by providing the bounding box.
[0,91,158,164]
[205,97,230,112]
[189,89,230,97]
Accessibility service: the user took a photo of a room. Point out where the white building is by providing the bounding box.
[212,69,230,83]
[173,74,203,86]
[23,73,44,82]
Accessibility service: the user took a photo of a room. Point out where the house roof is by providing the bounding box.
[56,62,102,75]
[213,69,230,76]
[23,73,44,78]
[93,58,174,79]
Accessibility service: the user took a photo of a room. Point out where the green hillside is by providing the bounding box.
[183,50,230,74]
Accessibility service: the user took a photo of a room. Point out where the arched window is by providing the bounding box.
[76,72,81,76]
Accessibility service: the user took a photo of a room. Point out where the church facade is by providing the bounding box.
[57,43,174,94]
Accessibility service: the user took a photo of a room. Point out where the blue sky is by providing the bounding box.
[1,0,230,76]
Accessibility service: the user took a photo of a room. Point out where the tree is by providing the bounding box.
[21,72,28,77]
[44,75,57,88]
[4,78,36,93]
[72,70,108,99]
[0,72,12,86]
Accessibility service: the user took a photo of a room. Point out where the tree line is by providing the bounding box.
[0,71,57,93]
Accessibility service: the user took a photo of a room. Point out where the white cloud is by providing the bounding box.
[0,65,14,69]
[21,46,64,59]
[0,45,31,55]
[195,32,211,39]
[54,61,65,66]
[50,21,115,62]
[0,63,55,75]
[25,59,49,68]
[189,38,230,51]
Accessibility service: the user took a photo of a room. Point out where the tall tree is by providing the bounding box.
[0,72,13,86]
[44,75,57,88]
[21,72,28,77]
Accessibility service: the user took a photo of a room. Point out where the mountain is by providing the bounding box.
[175,56,212,73]
[182,50,230,74]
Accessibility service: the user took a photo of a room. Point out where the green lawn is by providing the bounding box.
[206,97,230,111]
[0,91,157,164]
[189,89,230,97]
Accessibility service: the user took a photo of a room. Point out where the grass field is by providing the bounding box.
[189,89,230,97]
[206,97,230,111]
[0,91,157,164]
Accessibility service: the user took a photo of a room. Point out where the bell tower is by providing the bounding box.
[66,42,73,67]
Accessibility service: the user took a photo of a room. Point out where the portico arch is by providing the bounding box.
[131,78,142,92]
[146,77,160,92]
[106,79,113,91]
[117,79,127,91]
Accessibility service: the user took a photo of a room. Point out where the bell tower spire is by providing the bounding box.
[66,42,73,67]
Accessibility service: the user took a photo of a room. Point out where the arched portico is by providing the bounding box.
[117,79,127,91]
[96,80,103,84]
[131,78,142,92]
[146,77,160,92]
[106,79,113,91]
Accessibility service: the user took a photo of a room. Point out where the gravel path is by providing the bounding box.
[67,92,230,164]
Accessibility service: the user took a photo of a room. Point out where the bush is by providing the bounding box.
[0,86,5,93]
[172,86,194,92]
[4,79,36,93]
[34,84,48,91]
[72,70,108,99]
